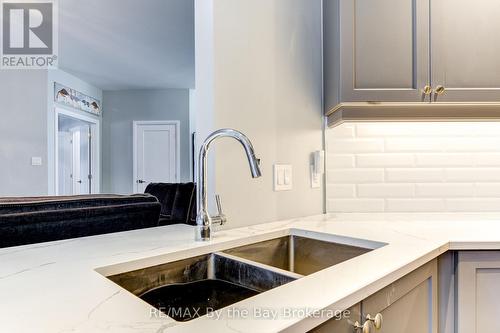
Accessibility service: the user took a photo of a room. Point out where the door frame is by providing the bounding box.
[132,120,181,193]
[55,107,100,195]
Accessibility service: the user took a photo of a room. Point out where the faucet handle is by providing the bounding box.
[213,194,227,225]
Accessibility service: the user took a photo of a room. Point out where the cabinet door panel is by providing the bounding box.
[341,0,430,102]
[432,0,500,101]
[457,252,500,333]
[362,259,437,333]
[476,269,500,333]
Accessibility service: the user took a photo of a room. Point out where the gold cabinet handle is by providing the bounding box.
[421,85,432,95]
[434,85,446,95]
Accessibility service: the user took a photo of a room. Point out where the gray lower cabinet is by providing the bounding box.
[457,251,500,333]
[310,259,438,333]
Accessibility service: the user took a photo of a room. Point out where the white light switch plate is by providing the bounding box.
[274,164,292,191]
[31,157,42,166]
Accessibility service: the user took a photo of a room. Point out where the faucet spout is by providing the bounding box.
[195,129,262,241]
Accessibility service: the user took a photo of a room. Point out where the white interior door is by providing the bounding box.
[77,126,91,195]
[71,130,82,195]
[134,122,179,193]
[70,126,91,195]
[58,131,73,195]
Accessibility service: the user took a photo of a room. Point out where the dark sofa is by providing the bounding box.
[144,182,197,226]
[0,194,161,248]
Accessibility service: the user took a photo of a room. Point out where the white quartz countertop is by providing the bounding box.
[3,212,500,333]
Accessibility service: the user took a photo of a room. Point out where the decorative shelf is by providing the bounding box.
[326,102,500,128]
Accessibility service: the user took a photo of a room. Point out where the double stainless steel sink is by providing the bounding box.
[106,233,378,322]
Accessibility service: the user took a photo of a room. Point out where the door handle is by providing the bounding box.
[76,180,82,184]
[136,179,146,184]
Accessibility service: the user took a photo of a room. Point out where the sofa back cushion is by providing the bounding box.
[0,194,161,248]
[144,183,196,226]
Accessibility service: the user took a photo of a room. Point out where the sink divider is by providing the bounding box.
[214,252,304,281]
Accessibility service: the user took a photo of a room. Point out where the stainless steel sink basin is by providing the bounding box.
[223,235,373,275]
[108,252,298,322]
[105,232,379,322]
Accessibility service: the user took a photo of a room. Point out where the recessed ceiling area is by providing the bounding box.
[59,0,194,91]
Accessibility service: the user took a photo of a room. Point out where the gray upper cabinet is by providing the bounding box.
[340,0,430,103]
[324,0,430,111]
[324,0,500,115]
[431,0,500,102]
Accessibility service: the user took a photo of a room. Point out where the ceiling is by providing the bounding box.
[59,0,194,91]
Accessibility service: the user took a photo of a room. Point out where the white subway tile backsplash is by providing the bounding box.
[326,185,356,198]
[328,139,384,154]
[326,122,500,213]
[416,153,473,167]
[326,125,355,138]
[386,168,444,182]
[327,168,384,184]
[356,122,468,137]
[327,154,355,168]
[356,123,417,137]
[386,199,446,212]
[443,138,500,152]
[385,138,444,152]
[445,168,500,182]
[446,199,500,212]
[327,199,385,213]
[356,154,415,167]
[357,122,500,137]
[358,184,414,198]
[475,153,500,166]
[416,183,474,198]
[475,184,500,197]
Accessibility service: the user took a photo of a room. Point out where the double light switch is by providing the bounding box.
[274,164,292,191]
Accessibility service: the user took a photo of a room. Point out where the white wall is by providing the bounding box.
[194,0,324,228]
[102,89,191,194]
[326,122,500,212]
[0,70,48,196]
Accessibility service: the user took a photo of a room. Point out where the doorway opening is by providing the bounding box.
[56,109,99,195]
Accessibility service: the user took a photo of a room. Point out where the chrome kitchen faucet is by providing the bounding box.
[195,129,262,241]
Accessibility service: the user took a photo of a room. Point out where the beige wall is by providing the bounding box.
[194,0,324,228]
